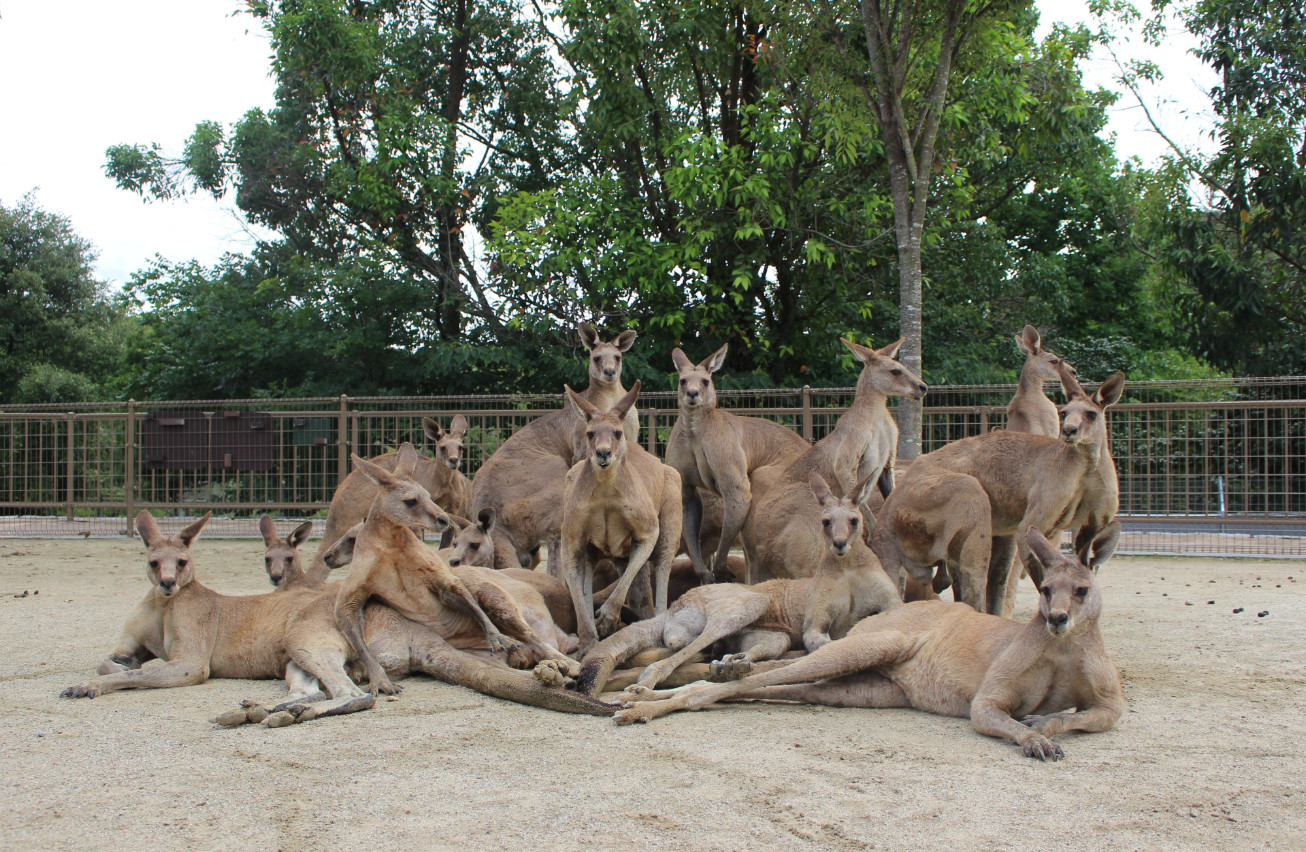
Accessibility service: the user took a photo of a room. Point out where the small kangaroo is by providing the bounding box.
[1006,325,1075,437]
[665,344,810,584]
[62,511,374,725]
[557,472,900,696]
[259,515,316,590]
[615,526,1125,762]
[560,382,683,654]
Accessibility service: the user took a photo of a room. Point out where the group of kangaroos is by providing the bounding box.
[64,323,1127,762]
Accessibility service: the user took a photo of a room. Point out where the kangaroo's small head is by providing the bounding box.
[671,344,727,411]
[810,471,876,558]
[136,510,209,597]
[579,322,637,387]
[258,515,313,587]
[424,414,469,471]
[568,380,640,472]
[323,520,364,570]
[1015,324,1076,383]
[447,508,496,568]
[1057,364,1124,447]
[351,443,451,533]
[1026,525,1116,636]
[841,337,928,401]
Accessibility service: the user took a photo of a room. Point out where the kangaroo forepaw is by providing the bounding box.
[369,676,403,696]
[1020,713,1068,735]
[619,684,657,702]
[709,654,753,681]
[594,606,624,638]
[533,659,580,689]
[1022,734,1065,762]
[60,681,101,699]
[487,632,525,655]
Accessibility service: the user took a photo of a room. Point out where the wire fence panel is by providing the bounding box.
[1,376,1302,556]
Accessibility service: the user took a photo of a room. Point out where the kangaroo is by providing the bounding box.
[259,515,316,591]
[665,344,811,584]
[333,443,579,695]
[304,415,473,581]
[557,471,900,696]
[614,527,1124,761]
[61,511,375,725]
[468,324,639,575]
[1006,325,1075,437]
[560,382,683,654]
[871,467,994,612]
[900,367,1124,617]
[742,338,927,582]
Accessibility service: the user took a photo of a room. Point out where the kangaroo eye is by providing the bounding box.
[587,431,595,439]
[1051,358,1060,365]
[680,378,687,385]
[1040,587,1051,598]
[613,433,622,441]
[850,518,859,527]
[177,560,187,569]
[822,519,831,527]
[1086,411,1099,421]
[614,355,621,362]
[1075,587,1090,597]
[891,369,902,376]
[403,498,418,507]
[149,560,159,569]
[265,557,271,565]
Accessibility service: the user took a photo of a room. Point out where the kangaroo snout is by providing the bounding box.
[1046,610,1070,634]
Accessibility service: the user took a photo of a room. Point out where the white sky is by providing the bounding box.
[0,0,1218,290]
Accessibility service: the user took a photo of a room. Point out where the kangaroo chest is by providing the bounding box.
[586,507,638,557]
[690,444,720,492]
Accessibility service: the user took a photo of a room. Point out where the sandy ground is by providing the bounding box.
[0,539,1303,852]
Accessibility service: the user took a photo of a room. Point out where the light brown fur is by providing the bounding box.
[613,526,1125,762]
[1006,325,1075,437]
[665,344,811,584]
[259,515,317,591]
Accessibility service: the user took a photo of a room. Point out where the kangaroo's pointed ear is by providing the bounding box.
[352,453,398,487]
[614,329,637,352]
[448,414,469,438]
[877,337,905,359]
[1093,373,1126,409]
[446,514,472,533]
[611,380,641,421]
[289,520,314,550]
[565,385,600,421]
[703,343,729,374]
[577,323,599,350]
[1078,521,1121,571]
[671,348,694,372]
[1056,361,1088,401]
[851,471,878,507]
[1019,324,1041,355]
[394,442,419,478]
[840,337,875,364]
[422,417,444,443]
[808,471,836,506]
[476,507,497,532]
[136,510,162,547]
[1025,528,1063,573]
[258,514,279,548]
[179,512,211,547]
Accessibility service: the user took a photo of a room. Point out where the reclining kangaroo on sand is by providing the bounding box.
[614,526,1125,761]
[555,471,901,696]
[304,415,473,581]
[560,382,683,654]
[61,511,376,726]
[741,338,927,583]
[333,443,581,695]
[665,344,811,585]
[468,324,639,575]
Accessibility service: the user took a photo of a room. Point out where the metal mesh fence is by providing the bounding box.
[2,376,1302,557]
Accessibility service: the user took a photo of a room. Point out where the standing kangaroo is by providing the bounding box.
[560,382,683,654]
[742,338,927,581]
[1006,325,1075,437]
[665,344,810,585]
[468,324,639,575]
[305,415,472,580]
[615,527,1125,762]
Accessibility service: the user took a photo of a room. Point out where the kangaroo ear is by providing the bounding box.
[1077,521,1121,570]
[394,442,419,478]
[1056,361,1087,401]
[352,453,398,487]
[1093,373,1126,409]
[448,414,469,438]
[446,514,472,533]
[808,471,835,506]
[840,337,875,364]
[477,507,497,532]
[611,380,641,421]
[851,471,878,507]
[565,385,599,421]
[258,514,279,548]
[877,337,905,359]
[702,343,728,374]
[422,417,444,443]
[577,323,599,351]
[671,348,694,372]
[614,329,637,352]
[1019,324,1041,355]
[1025,528,1063,572]
[136,510,163,547]
[289,520,314,550]
[178,512,211,547]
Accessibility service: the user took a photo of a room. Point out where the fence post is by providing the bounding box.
[65,412,75,523]
[801,385,813,442]
[646,409,657,456]
[124,400,136,536]
[337,394,349,495]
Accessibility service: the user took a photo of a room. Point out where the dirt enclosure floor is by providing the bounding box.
[0,539,1303,851]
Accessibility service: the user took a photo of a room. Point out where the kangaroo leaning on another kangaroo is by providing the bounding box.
[614,526,1125,761]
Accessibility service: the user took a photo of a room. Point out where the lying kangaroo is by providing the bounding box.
[743,337,927,581]
[665,344,810,584]
[334,444,579,695]
[468,324,639,575]
[560,382,682,654]
[615,527,1124,761]
[304,415,473,581]
[62,511,375,724]
[1006,325,1075,437]
[560,471,900,696]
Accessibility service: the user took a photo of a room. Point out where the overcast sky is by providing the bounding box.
[0,0,1217,290]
